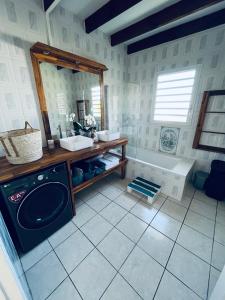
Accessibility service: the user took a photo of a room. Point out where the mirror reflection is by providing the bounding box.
[40,62,102,140]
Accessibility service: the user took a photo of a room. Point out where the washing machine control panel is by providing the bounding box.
[37,174,44,181]
[8,190,26,203]
[1,163,67,205]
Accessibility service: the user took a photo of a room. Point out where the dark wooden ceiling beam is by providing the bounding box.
[43,0,55,11]
[56,66,63,70]
[111,0,224,46]
[127,8,225,54]
[85,0,142,34]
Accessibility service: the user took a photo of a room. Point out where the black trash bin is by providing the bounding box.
[204,160,225,201]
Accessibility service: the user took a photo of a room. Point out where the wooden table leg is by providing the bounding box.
[66,160,76,215]
[121,165,126,179]
[122,144,126,161]
[121,144,126,179]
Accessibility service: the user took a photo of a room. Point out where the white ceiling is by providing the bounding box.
[60,0,178,34]
[60,0,225,46]
[124,1,225,45]
[97,0,179,35]
[60,0,109,19]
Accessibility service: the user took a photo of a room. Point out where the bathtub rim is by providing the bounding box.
[127,154,195,177]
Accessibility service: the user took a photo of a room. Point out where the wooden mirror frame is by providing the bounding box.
[193,90,225,154]
[30,42,108,140]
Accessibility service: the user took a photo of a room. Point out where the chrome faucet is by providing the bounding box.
[57,125,62,139]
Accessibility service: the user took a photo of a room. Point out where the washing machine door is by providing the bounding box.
[17,182,69,229]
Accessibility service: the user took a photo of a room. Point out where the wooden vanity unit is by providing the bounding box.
[0,138,128,213]
[0,43,128,215]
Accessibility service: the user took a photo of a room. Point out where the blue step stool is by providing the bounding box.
[127,177,161,204]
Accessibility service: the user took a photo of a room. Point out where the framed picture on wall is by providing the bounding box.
[159,127,180,155]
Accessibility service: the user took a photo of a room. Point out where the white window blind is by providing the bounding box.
[56,93,66,115]
[153,69,196,123]
[91,86,101,118]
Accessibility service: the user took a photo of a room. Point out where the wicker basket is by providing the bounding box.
[0,121,43,165]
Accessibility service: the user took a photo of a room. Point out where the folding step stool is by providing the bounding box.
[127,177,161,204]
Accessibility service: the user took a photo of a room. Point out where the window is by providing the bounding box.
[153,68,196,123]
[91,86,101,118]
[56,93,66,115]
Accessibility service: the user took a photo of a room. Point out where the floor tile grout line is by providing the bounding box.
[83,195,114,213]
[32,189,184,299]
[51,233,98,299]
[99,197,163,299]
[152,201,217,242]
[48,221,79,247]
[22,240,54,274]
[52,230,94,298]
[69,224,144,300]
[84,198,147,300]
[44,276,84,300]
[193,195,218,208]
[33,189,173,300]
[23,189,197,278]
[184,212,225,246]
[25,203,218,300]
[152,189,205,300]
[31,247,75,300]
[90,190,164,300]
[68,276,84,300]
[26,185,218,300]
[21,271,34,300]
[164,269,205,300]
[98,244,145,300]
[183,222,214,240]
[51,247,85,300]
[146,220,220,272]
[77,189,138,225]
[26,227,95,300]
[165,196,192,209]
[188,205,217,222]
[172,241,213,267]
[114,210,168,298]
[110,196,170,298]
[160,199,188,221]
[206,199,219,300]
[20,187,170,276]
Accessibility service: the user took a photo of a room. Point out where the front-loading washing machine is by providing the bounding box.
[0,162,73,253]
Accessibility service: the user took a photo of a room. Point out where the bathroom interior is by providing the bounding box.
[0,0,225,299]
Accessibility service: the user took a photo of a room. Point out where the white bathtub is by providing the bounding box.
[126,147,195,201]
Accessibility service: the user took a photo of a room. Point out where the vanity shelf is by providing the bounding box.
[0,138,128,214]
[72,157,128,194]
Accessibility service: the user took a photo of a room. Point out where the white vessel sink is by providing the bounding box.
[97,131,120,142]
[60,136,93,151]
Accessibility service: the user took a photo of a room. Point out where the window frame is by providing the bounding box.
[151,65,201,127]
[91,86,101,118]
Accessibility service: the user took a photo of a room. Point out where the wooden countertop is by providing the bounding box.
[0,138,128,183]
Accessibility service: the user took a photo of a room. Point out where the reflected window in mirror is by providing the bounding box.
[39,62,103,139]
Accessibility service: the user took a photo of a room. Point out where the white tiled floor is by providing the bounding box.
[22,174,225,300]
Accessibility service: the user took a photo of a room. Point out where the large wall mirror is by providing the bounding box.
[30,42,107,141]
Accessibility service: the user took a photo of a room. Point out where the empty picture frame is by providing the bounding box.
[193,90,225,153]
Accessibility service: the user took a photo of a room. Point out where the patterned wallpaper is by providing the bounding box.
[0,0,126,154]
[123,25,225,171]
[0,0,47,154]
[0,0,225,172]
[49,5,126,133]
